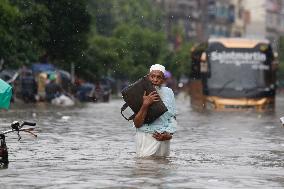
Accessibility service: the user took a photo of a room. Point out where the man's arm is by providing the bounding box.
[152,88,176,141]
[133,91,159,128]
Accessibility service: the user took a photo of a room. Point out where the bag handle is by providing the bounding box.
[121,103,136,121]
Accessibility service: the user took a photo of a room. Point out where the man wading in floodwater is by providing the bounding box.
[134,64,177,157]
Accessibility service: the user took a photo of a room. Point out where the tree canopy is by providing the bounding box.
[1,0,90,69]
[0,0,192,81]
[83,0,177,81]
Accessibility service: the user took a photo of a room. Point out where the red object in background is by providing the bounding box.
[174,34,182,51]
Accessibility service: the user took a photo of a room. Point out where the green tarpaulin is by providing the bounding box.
[0,79,12,109]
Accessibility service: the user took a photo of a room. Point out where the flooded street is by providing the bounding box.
[0,94,284,189]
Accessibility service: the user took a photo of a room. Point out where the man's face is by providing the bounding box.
[148,70,165,86]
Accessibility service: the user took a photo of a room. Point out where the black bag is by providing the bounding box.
[121,76,168,124]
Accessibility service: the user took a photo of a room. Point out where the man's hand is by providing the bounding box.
[142,91,160,107]
[152,132,172,141]
[133,91,160,128]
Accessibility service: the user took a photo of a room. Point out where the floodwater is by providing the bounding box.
[0,94,284,189]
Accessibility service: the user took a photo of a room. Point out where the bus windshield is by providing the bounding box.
[205,42,274,97]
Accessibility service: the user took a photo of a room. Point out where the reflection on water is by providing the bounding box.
[134,157,172,176]
[131,157,173,187]
[0,94,283,188]
[0,163,8,169]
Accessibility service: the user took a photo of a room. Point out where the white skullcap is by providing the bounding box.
[150,64,165,74]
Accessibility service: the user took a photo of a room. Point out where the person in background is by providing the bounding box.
[20,70,37,103]
[133,64,177,157]
[45,74,62,102]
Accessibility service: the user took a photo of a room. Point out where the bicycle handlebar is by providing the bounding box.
[1,121,37,140]
[22,121,36,127]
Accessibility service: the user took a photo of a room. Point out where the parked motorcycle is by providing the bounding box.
[0,121,37,168]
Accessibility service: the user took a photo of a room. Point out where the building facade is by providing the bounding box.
[153,0,203,43]
[153,0,247,43]
[154,0,284,50]
[244,0,284,50]
[231,0,247,37]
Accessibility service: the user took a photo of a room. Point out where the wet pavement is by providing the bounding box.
[0,93,284,188]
